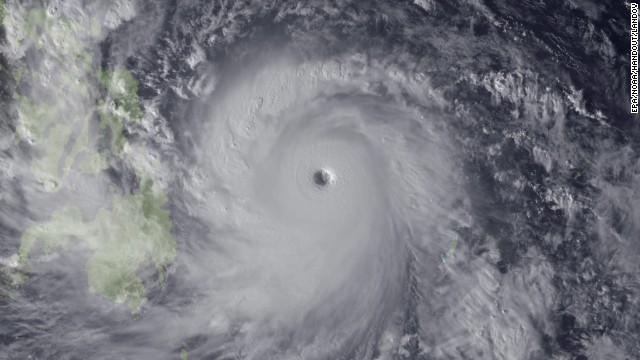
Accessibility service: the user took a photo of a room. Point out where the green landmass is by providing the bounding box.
[25,8,49,34]
[25,8,86,59]
[13,7,100,190]
[31,124,74,191]
[0,0,6,25]
[180,349,188,360]
[98,69,144,121]
[11,10,141,189]
[10,6,176,315]
[15,96,57,144]
[90,17,102,37]
[79,150,109,174]
[60,72,90,98]
[440,231,459,263]
[64,120,89,176]
[97,68,144,154]
[98,106,127,153]
[16,175,176,313]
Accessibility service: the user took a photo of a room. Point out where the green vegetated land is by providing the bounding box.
[98,68,144,153]
[0,0,5,25]
[7,6,176,313]
[17,176,175,312]
[13,7,106,190]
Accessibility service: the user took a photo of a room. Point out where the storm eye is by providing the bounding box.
[313,168,334,187]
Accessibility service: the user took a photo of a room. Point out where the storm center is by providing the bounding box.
[313,168,334,187]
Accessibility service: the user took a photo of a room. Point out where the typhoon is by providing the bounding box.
[0,1,638,360]
[173,53,465,358]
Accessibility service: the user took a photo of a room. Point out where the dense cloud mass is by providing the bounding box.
[0,0,638,359]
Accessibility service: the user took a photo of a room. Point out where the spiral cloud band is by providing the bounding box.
[1,1,637,359]
[177,54,464,358]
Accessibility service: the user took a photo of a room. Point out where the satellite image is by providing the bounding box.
[0,0,637,359]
